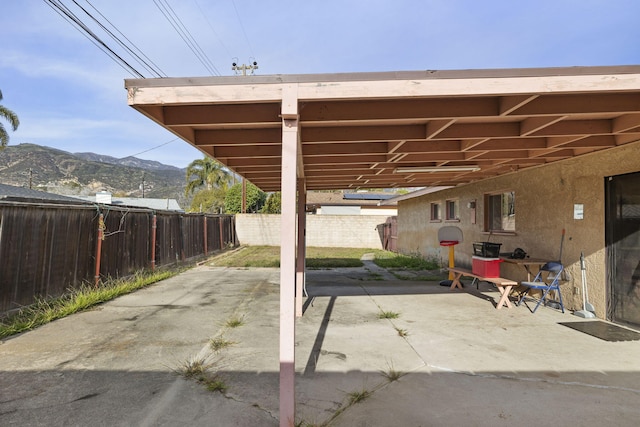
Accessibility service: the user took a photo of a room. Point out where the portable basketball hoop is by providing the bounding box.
[438,226,463,286]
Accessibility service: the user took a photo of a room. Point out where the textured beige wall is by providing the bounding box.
[235,214,388,248]
[398,141,640,317]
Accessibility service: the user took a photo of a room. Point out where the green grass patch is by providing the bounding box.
[373,253,439,270]
[210,246,394,269]
[211,246,282,268]
[391,271,447,281]
[0,270,178,339]
[378,310,400,319]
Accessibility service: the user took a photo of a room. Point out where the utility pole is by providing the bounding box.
[231,59,257,212]
[141,172,145,198]
[28,168,33,189]
[232,60,258,76]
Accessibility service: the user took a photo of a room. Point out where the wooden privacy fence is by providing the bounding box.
[0,200,237,315]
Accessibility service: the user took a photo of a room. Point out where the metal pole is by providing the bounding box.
[150,214,157,271]
[203,215,208,256]
[94,213,104,287]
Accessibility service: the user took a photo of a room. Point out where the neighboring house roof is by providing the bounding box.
[306,192,398,208]
[0,183,90,204]
[71,195,183,212]
[379,186,453,205]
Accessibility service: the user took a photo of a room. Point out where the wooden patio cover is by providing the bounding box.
[125,65,640,426]
[126,66,640,193]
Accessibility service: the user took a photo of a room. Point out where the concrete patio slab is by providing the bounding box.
[1,264,639,426]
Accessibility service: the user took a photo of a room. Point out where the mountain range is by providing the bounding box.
[0,144,189,202]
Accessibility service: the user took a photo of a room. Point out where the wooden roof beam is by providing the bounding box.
[194,128,281,145]
[303,125,425,143]
[426,119,456,139]
[466,138,547,151]
[499,95,539,115]
[302,142,388,156]
[214,144,281,158]
[300,97,499,122]
[304,154,388,164]
[397,140,461,153]
[436,122,520,139]
[530,119,611,137]
[520,116,566,136]
[163,103,281,126]
[613,113,640,133]
[513,93,640,116]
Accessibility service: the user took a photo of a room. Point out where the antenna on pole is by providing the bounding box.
[232,57,258,76]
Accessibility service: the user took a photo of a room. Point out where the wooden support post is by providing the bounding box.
[279,84,298,427]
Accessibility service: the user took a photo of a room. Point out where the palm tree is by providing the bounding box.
[185,157,231,196]
[0,90,20,149]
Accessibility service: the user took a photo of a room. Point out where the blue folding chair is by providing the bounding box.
[517,261,565,313]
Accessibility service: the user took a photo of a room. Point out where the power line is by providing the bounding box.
[152,0,221,76]
[122,138,180,159]
[43,0,146,78]
[193,0,233,60]
[81,0,167,77]
[231,0,255,58]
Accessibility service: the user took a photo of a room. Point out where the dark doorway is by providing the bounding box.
[606,171,640,329]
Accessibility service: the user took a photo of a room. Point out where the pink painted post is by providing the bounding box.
[279,85,298,427]
[296,179,306,318]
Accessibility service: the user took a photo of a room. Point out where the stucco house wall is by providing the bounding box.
[398,140,640,317]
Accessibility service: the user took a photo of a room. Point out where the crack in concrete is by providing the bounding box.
[428,363,640,394]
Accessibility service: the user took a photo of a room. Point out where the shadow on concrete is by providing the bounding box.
[2,368,640,426]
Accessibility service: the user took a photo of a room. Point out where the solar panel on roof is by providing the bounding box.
[342,193,395,201]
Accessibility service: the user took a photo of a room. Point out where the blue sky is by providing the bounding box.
[1,0,639,168]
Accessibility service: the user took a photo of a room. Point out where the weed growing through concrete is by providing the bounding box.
[176,356,210,379]
[175,356,228,394]
[395,326,409,337]
[378,310,400,319]
[225,315,245,328]
[347,388,372,405]
[209,337,236,352]
[204,377,227,393]
[380,362,406,382]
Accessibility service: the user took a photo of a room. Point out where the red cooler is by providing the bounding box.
[472,256,502,278]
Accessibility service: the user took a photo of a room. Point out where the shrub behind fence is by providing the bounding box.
[0,201,237,315]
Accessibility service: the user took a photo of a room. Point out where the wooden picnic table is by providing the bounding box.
[447,267,518,309]
[500,257,549,281]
